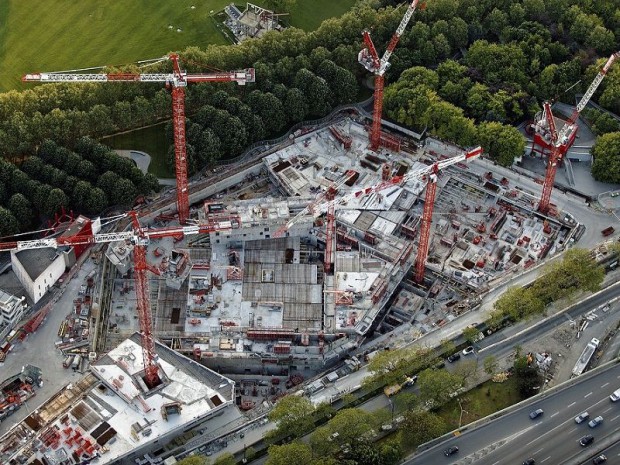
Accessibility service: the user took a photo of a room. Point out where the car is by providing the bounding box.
[593,455,607,464]
[462,346,475,356]
[447,353,461,363]
[610,388,620,401]
[523,459,535,465]
[588,416,604,428]
[579,435,594,447]
[574,411,590,423]
[444,446,459,456]
[529,408,544,419]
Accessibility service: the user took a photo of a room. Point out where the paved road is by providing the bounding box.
[406,362,620,465]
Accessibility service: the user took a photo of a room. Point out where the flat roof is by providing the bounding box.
[13,247,65,281]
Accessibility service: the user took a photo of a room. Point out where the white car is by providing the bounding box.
[610,389,620,402]
[575,411,589,423]
[462,346,475,356]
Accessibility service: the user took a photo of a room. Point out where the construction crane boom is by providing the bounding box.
[538,51,619,213]
[358,0,422,151]
[22,53,255,225]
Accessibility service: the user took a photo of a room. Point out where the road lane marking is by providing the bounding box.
[602,382,610,388]
[604,407,613,413]
[612,414,620,422]
[585,392,593,398]
[568,427,576,433]
[541,456,551,463]
[551,412,559,418]
[492,462,500,465]
[568,402,576,407]
[534,448,544,455]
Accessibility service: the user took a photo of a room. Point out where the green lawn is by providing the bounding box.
[437,377,523,431]
[102,124,171,178]
[0,0,356,93]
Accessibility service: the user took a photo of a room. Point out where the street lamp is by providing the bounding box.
[387,397,395,424]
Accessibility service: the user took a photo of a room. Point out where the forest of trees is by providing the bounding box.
[0,0,619,229]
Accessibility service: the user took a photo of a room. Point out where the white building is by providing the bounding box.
[10,247,72,304]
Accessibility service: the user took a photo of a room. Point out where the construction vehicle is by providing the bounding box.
[23,55,255,224]
[537,52,619,214]
[384,375,417,397]
[358,0,423,151]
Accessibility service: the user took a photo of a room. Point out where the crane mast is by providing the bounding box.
[358,0,421,151]
[22,54,255,224]
[538,51,619,214]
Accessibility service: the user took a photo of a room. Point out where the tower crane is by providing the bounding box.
[358,0,422,151]
[0,212,235,387]
[277,147,483,281]
[538,51,619,214]
[22,54,255,225]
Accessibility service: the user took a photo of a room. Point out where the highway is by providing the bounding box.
[406,362,620,465]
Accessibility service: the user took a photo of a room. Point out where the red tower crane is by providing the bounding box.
[23,54,255,224]
[538,51,619,214]
[0,212,235,387]
[358,0,422,151]
[277,148,483,280]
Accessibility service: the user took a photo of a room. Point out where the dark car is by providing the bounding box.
[444,446,459,456]
[523,459,535,465]
[529,408,544,419]
[593,455,607,464]
[447,353,461,363]
[579,435,594,447]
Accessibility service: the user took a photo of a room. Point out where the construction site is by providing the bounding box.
[0,4,614,464]
[0,334,234,465]
[90,116,578,409]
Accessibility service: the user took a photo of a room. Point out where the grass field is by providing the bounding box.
[0,0,356,93]
[102,124,171,178]
[437,377,522,430]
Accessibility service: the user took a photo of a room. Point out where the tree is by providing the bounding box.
[514,355,541,398]
[483,355,498,375]
[213,453,236,465]
[417,368,463,408]
[453,359,478,385]
[462,326,480,344]
[268,395,315,439]
[45,188,69,217]
[400,410,447,447]
[477,122,526,166]
[592,132,620,183]
[266,442,312,465]
[112,178,138,206]
[284,88,309,123]
[0,207,20,237]
[493,286,544,321]
[8,193,34,230]
[176,457,209,465]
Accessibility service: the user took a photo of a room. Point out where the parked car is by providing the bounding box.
[444,446,459,456]
[529,408,544,419]
[462,346,475,355]
[447,353,461,363]
[579,435,594,447]
[588,416,604,428]
[574,412,589,424]
[592,455,607,464]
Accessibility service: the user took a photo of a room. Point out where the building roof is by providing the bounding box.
[0,333,234,465]
[13,247,65,281]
